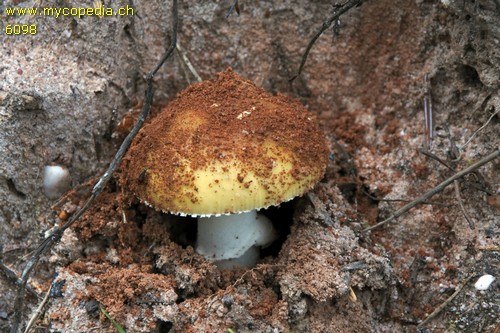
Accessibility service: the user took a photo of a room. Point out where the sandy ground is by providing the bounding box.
[1,1,498,332]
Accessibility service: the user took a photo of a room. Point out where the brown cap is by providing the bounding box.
[121,69,328,216]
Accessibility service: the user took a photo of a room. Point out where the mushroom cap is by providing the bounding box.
[121,69,328,216]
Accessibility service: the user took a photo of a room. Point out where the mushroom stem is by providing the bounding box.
[195,210,277,268]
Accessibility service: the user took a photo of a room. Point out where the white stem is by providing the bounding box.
[196,210,277,266]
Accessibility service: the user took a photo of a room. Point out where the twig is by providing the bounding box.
[176,42,202,83]
[289,0,364,82]
[9,1,179,332]
[362,188,449,207]
[419,149,474,226]
[454,180,474,229]
[477,246,500,251]
[420,141,480,230]
[420,139,493,194]
[363,148,499,232]
[460,108,499,150]
[23,284,51,333]
[418,149,455,171]
[348,287,357,302]
[417,274,474,328]
[226,0,240,18]
[0,261,39,299]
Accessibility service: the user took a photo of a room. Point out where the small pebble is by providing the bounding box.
[0,309,8,320]
[50,278,66,298]
[43,165,71,199]
[85,299,100,316]
[222,294,234,307]
[474,274,495,290]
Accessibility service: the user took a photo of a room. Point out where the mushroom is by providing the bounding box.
[121,69,328,268]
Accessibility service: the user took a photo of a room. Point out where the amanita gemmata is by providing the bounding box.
[121,69,328,268]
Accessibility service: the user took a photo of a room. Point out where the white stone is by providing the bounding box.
[474,274,495,290]
[43,165,71,199]
[440,0,451,7]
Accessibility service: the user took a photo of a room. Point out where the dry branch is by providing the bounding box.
[176,42,202,83]
[23,284,51,333]
[363,148,499,232]
[417,274,474,328]
[290,0,364,81]
[0,261,39,300]
[461,108,499,150]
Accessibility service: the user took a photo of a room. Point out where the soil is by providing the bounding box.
[1,1,499,333]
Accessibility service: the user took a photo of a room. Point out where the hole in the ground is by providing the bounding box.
[156,320,173,333]
[6,178,26,199]
[175,294,187,304]
[166,200,296,265]
[165,214,197,248]
[459,64,482,86]
[260,200,295,259]
[338,181,357,204]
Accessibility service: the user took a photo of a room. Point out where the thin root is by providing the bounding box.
[417,274,474,328]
